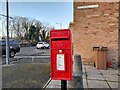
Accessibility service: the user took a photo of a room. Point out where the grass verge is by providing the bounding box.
[2,63,50,88]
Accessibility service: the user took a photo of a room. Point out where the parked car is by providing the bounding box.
[36,42,49,49]
[0,40,20,58]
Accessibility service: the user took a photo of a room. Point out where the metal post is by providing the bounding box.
[61,80,67,90]
[6,0,10,65]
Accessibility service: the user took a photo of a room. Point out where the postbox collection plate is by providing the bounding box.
[56,54,65,71]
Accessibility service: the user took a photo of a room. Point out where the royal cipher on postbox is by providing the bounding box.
[50,29,72,80]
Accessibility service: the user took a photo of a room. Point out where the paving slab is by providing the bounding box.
[87,79,110,88]
[82,65,86,69]
[85,65,96,70]
[107,82,119,89]
[103,75,119,82]
[86,69,101,75]
[82,67,86,73]
[119,83,120,90]
[87,73,105,80]
[45,64,119,89]
[46,80,61,88]
[100,70,118,76]
[116,70,119,75]
[83,78,88,88]
[118,68,120,76]
[82,72,87,79]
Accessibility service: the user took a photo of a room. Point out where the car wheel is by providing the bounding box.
[44,46,46,49]
[10,50,15,58]
[36,47,39,49]
[42,47,45,49]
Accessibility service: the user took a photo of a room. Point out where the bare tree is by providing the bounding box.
[12,16,23,41]
[21,17,35,41]
[1,17,6,38]
[9,19,14,39]
[34,20,43,42]
[39,22,52,42]
[9,16,54,43]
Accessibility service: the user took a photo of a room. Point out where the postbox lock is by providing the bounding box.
[58,50,62,53]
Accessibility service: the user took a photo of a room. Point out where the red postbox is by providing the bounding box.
[50,29,72,80]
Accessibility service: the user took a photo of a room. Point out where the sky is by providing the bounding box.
[1,1,73,29]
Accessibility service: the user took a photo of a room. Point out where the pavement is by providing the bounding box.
[45,64,120,89]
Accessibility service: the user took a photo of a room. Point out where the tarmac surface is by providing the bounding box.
[45,64,120,89]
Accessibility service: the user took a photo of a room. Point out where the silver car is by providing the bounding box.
[36,42,49,49]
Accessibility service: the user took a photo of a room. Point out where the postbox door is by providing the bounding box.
[50,49,72,80]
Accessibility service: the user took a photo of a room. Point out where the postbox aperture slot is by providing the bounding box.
[50,38,69,41]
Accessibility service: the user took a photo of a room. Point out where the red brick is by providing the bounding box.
[70,2,119,63]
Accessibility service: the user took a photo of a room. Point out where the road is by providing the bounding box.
[16,46,50,56]
[2,46,50,64]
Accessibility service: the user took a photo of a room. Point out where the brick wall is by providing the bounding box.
[71,2,119,63]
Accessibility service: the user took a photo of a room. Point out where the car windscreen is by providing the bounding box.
[38,43,43,44]
[44,42,49,44]
[0,41,6,46]
[9,41,19,45]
